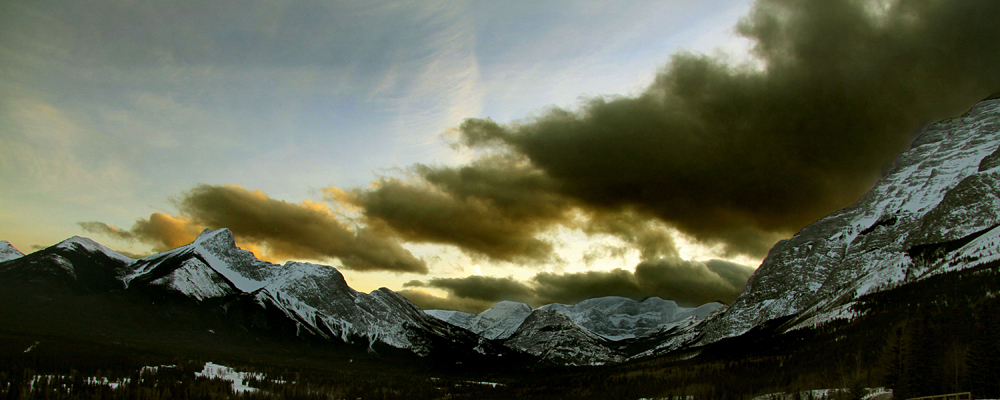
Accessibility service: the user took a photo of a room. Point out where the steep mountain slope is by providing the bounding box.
[505,309,624,366]
[0,236,135,297]
[693,97,1000,345]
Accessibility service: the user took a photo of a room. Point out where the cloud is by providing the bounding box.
[634,258,755,306]
[396,289,494,314]
[79,213,202,252]
[581,210,679,260]
[404,275,537,304]
[330,154,683,265]
[81,184,427,274]
[330,154,576,264]
[450,0,1000,256]
[330,0,1000,264]
[404,257,754,312]
[532,269,643,305]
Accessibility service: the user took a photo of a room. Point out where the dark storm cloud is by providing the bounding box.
[81,184,427,274]
[405,258,754,312]
[705,259,759,291]
[331,155,681,264]
[581,210,679,260]
[532,269,643,305]
[330,155,576,264]
[453,0,1000,256]
[634,258,755,306]
[396,289,494,314]
[404,275,537,304]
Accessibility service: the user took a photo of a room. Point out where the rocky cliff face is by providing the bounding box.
[697,97,1000,345]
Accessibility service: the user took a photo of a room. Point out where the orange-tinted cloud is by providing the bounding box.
[397,289,494,314]
[79,212,200,252]
[81,184,427,273]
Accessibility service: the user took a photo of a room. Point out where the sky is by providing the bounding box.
[2,0,999,313]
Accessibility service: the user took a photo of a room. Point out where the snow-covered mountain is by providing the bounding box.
[428,296,722,342]
[7,97,999,368]
[505,309,624,366]
[0,241,24,263]
[426,301,532,340]
[540,297,722,341]
[426,296,723,365]
[0,229,497,360]
[687,96,1000,348]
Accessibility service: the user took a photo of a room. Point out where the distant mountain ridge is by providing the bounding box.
[425,295,723,365]
[0,229,725,367]
[426,296,722,341]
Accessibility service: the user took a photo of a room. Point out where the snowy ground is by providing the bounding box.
[195,362,260,393]
[750,387,891,400]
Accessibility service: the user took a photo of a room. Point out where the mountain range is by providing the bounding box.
[2,96,1000,372]
[0,226,721,366]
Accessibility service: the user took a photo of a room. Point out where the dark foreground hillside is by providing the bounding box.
[3,261,1000,400]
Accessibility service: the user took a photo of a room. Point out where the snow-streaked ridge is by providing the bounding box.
[55,236,135,265]
[540,296,723,341]
[428,296,723,343]
[697,98,1000,344]
[115,229,463,356]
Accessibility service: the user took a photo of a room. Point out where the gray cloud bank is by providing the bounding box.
[402,257,755,313]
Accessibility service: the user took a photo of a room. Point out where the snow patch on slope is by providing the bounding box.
[697,98,1000,343]
[541,297,723,341]
[56,236,135,265]
[149,258,237,301]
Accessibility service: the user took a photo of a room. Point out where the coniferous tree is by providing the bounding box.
[967,302,1000,397]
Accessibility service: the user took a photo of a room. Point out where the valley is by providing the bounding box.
[3,96,1000,399]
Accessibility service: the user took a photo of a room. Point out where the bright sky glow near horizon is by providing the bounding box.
[4,0,998,313]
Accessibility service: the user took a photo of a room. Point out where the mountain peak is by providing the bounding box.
[194,228,236,247]
[53,236,134,264]
[56,235,103,250]
[489,301,532,313]
[0,240,24,263]
[507,309,623,366]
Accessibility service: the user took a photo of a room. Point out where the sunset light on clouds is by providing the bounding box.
[3,0,998,313]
